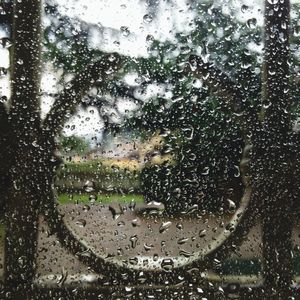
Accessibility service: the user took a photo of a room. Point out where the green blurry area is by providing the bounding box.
[56,159,141,194]
[58,193,143,204]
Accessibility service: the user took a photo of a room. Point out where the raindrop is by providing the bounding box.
[176,223,183,230]
[132,218,141,227]
[109,202,124,219]
[146,34,154,44]
[161,258,174,272]
[83,205,90,212]
[120,26,130,37]
[129,200,136,211]
[246,18,257,29]
[179,249,194,257]
[130,235,138,248]
[241,5,249,13]
[32,140,39,148]
[129,257,138,265]
[226,199,236,214]
[13,180,21,191]
[117,221,125,226]
[185,204,198,214]
[177,237,189,245]
[0,67,7,76]
[75,219,86,227]
[84,180,95,192]
[18,256,26,268]
[143,14,153,24]
[201,167,209,176]
[0,37,11,48]
[199,229,207,238]
[234,165,240,177]
[159,221,172,233]
[89,194,97,204]
[144,243,154,251]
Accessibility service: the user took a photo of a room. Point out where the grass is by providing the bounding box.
[58,193,144,204]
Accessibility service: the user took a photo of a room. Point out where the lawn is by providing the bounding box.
[58,193,144,204]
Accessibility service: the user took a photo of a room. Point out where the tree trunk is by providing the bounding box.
[4,1,42,298]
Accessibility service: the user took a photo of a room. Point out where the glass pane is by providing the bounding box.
[1,0,300,298]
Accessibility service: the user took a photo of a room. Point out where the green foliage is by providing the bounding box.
[58,193,143,204]
[59,135,90,155]
[56,159,141,193]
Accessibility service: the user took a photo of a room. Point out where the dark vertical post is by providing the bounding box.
[261,0,293,296]
[4,0,42,298]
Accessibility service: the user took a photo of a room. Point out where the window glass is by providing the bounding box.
[1,0,300,298]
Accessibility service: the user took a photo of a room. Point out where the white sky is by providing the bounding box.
[57,0,196,57]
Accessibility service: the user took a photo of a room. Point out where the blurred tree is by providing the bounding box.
[59,135,90,155]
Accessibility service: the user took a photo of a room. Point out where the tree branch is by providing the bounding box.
[186,55,246,113]
[42,53,122,136]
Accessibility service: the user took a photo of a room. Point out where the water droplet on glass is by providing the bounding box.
[129,200,136,211]
[32,140,39,148]
[75,219,87,227]
[109,202,124,219]
[201,167,209,175]
[161,258,174,272]
[89,194,97,204]
[159,221,172,233]
[234,165,240,177]
[199,229,207,238]
[177,237,189,245]
[84,180,95,192]
[227,199,236,214]
[130,235,138,248]
[246,18,257,29]
[143,14,153,24]
[120,26,130,37]
[83,205,90,212]
[146,34,154,44]
[176,223,183,230]
[132,218,141,227]
[13,180,21,191]
[129,257,138,265]
[1,37,11,48]
[241,5,249,13]
[0,68,7,76]
[144,243,154,251]
[18,256,26,268]
[179,249,193,257]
